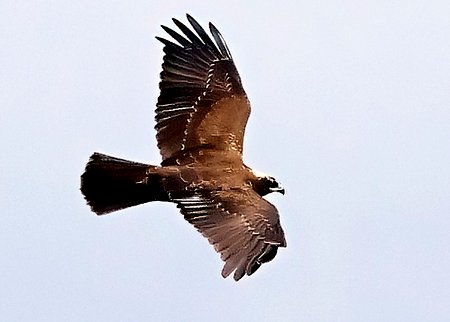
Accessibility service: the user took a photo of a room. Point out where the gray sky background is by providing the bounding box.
[1,1,450,321]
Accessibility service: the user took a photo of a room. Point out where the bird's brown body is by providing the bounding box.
[81,14,286,281]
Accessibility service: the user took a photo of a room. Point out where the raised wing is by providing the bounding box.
[156,15,250,164]
[171,188,286,281]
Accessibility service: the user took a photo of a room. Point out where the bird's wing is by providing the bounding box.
[170,188,286,281]
[156,14,250,164]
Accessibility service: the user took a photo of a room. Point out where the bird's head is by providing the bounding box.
[251,171,285,197]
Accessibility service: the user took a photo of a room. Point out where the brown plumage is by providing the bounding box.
[80,14,286,281]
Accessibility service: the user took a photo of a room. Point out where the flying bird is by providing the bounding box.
[81,14,286,281]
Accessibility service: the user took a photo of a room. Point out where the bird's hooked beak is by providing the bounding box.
[270,186,285,195]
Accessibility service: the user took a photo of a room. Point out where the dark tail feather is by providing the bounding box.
[80,153,168,215]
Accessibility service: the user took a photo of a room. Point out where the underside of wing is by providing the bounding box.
[156,14,250,164]
[170,189,286,281]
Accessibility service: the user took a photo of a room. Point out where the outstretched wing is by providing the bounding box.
[156,14,250,164]
[171,188,286,281]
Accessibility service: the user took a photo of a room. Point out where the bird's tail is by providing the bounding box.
[80,153,168,215]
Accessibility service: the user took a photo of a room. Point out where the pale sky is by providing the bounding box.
[1,1,450,321]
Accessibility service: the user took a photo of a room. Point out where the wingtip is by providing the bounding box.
[208,22,221,37]
[221,266,245,282]
[186,13,201,29]
[233,268,246,281]
[208,21,217,31]
[208,22,232,59]
[186,13,194,21]
[221,266,232,279]
[155,36,171,47]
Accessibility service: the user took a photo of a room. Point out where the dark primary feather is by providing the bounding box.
[209,22,233,59]
[161,25,191,47]
[186,14,221,54]
[155,14,249,163]
[172,18,204,46]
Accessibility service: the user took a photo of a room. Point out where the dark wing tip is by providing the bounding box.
[171,16,203,46]
[159,14,230,59]
[155,36,182,49]
[186,14,221,56]
[161,25,191,47]
[185,13,194,21]
[243,244,280,279]
[221,242,284,282]
[209,22,232,59]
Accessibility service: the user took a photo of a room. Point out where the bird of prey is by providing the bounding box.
[81,14,286,281]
